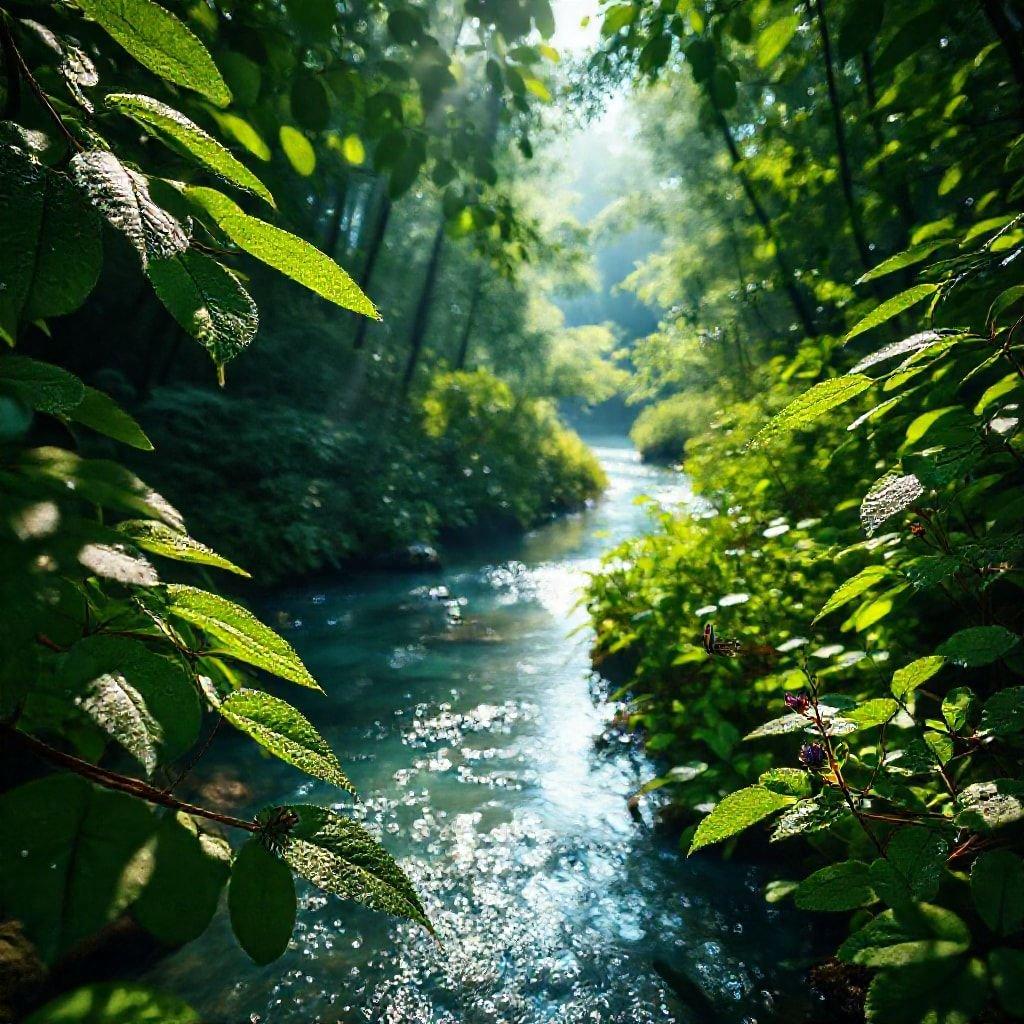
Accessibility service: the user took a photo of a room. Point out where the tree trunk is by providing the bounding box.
[979,0,1024,112]
[860,51,916,248]
[353,184,392,351]
[810,0,873,273]
[400,216,446,399]
[455,271,482,370]
[322,175,349,258]
[714,110,818,338]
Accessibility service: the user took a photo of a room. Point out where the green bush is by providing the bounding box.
[629,392,720,462]
[587,2,1024,1021]
[129,369,605,581]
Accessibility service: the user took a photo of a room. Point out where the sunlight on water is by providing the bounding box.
[147,437,815,1023]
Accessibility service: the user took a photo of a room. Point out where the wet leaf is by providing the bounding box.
[61,635,201,774]
[72,150,189,267]
[795,861,875,911]
[0,775,156,963]
[937,626,1020,667]
[186,187,378,319]
[75,0,230,106]
[689,785,794,853]
[278,806,430,931]
[118,520,248,576]
[219,689,355,793]
[971,850,1024,936]
[107,95,273,205]
[229,837,296,965]
[164,585,319,688]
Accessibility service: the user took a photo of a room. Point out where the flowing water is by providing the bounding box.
[149,437,817,1023]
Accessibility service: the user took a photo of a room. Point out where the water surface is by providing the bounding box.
[149,437,814,1023]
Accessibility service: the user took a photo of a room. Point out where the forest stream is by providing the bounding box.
[144,438,817,1024]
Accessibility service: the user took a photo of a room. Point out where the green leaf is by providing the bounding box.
[989,284,1024,327]
[287,0,337,39]
[106,95,273,206]
[839,903,971,967]
[794,861,875,911]
[857,241,951,284]
[972,850,1024,936]
[981,686,1024,736]
[71,150,189,267]
[990,948,1024,1017]
[813,565,891,622]
[17,447,183,528]
[228,837,296,965]
[291,74,330,131]
[66,386,154,450]
[133,812,230,946]
[207,109,272,161]
[0,355,84,414]
[955,780,1024,831]
[846,285,939,343]
[277,805,430,930]
[891,656,946,701]
[147,250,258,375]
[637,761,708,794]
[850,331,963,375]
[758,767,812,797]
[895,732,954,774]
[942,687,976,733]
[771,792,850,841]
[902,554,960,591]
[841,698,899,730]
[74,0,230,106]
[748,375,872,449]
[163,585,319,688]
[689,785,794,854]
[764,879,798,903]
[0,146,102,343]
[860,471,925,536]
[744,713,809,740]
[61,635,201,775]
[869,827,948,908]
[118,520,248,576]
[219,51,261,107]
[24,983,200,1024]
[937,626,1020,667]
[0,775,156,963]
[756,15,799,68]
[602,4,638,36]
[279,126,316,177]
[185,187,379,319]
[219,689,354,793]
[865,958,988,1024]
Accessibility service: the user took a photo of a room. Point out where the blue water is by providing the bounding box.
[147,437,815,1023]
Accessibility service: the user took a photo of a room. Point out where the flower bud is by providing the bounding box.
[799,742,827,770]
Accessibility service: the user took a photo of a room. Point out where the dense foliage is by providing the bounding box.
[0,0,606,1019]
[585,1,1024,1020]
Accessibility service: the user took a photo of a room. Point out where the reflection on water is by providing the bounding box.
[147,437,815,1023]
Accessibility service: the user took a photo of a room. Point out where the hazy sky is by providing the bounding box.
[551,0,601,56]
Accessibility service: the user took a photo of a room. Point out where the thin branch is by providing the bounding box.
[1,21,83,154]
[1,15,22,118]
[3,725,258,833]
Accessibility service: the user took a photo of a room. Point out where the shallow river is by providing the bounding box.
[148,436,815,1023]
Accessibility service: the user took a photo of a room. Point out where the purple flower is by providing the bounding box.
[799,742,828,770]
[785,692,811,714]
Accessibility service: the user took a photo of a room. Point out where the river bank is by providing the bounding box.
[137,437,818,1023]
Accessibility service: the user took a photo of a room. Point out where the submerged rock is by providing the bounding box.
[375,542,442,571]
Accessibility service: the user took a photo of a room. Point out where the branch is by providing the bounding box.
[0,21,83,154]
[0,15,22,118]
[2,724,258,833]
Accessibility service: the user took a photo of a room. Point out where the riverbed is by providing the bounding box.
[146,436,815,1023]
